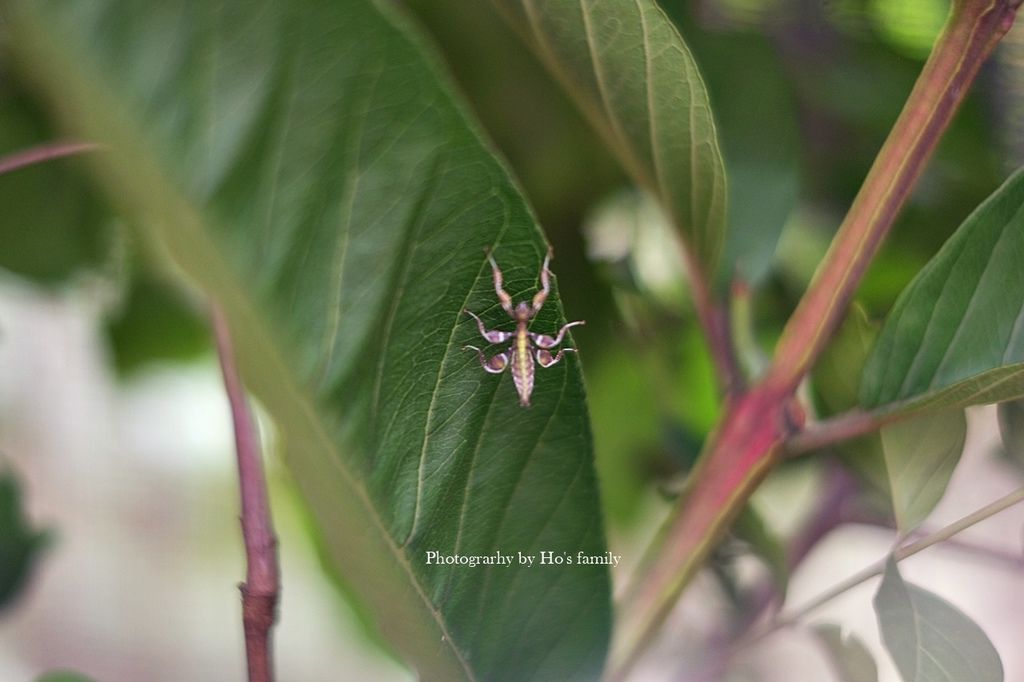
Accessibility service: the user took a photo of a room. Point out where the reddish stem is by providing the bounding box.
[212,304,280,682]
[0,140,100,176]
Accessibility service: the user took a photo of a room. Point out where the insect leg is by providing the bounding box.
[536,347,576,368]
[530,320,585,348]
[464,310,513,343]
[531,246,554,313]
[486,250,514,315]
[463,345,509,374]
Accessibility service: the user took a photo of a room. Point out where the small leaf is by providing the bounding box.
[996,398,1024,471]
[0,464,50,611]
[880,408,966,533]
[732,504,788,596]
[874,557,1004,682]
[814,305,889,495]
[36,673,98,682]
[813,624,879,682]
[489,0,728,274]
[861,169,1024,413]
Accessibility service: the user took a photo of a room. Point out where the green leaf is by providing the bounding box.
[814,305,889,494]
[861,170,1024,413]
[9,0,611,679]
[488,0,728,274]
[36,673,98,682]
[874,557,1003,682]
[105,272,210,374]
[732,503,788,596]
[0,463,50,612]
[813,624,879,682]
[880,408,966,533]
[996,398,1024,471]
[662,7,800,288]
[0,75,109,284]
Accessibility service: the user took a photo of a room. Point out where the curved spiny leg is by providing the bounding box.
[464,309,513,343]
[463,345,509,374]
[531,246,554,313]
[536,347,576,368]
[530,320,585,349]
[485,250,514,315]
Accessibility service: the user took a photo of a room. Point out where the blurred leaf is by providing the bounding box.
[996,398,1024,471]
[36,673,98,682]
[880,408,966,533]
[664,7,800,288]
[813,623,879,682]
[869,0,949,59]
[814,305,889,494]
[732,503,787,596]
[106,273,209,373]
[0,465,50,612]
[861,170,1024,413]
[0,77,108,284]
[10,0,610,679]
[874,557,1003,682]
[489,0,728,275]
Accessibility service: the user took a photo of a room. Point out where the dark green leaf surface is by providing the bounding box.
[0,465,50,612]
[996,398,1024,471]
[813,624,879,682]
[36,672,98,682]
[10,1,610,679]
[489,0,728,274]
[861,170,1024,413]
[874,557,1003,682]
[0,78,108,284]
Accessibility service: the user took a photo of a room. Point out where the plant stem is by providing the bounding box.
[212,304,280,682]
[764,0,1023,396]
[609,2,1023,677]
[746,486,1024,644]
[785,407,895,456]
[0,140,100,176]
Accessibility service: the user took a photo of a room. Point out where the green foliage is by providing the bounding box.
[489,0,728,275]
[874,557,1003,682]
[813,624,879,682]
[861,170,1024,413]
[0,76,108,284]
[0,465,50,611]
[996,397,1024,471]
[880,409,966,533]
[105,273,209,373]
[36,673,98,682]
[9,0,610,678]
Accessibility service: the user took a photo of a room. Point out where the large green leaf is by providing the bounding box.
[9,0,610,679]
[861,170,1024,413]
[488,0,728,275]
[874,557,1003,682]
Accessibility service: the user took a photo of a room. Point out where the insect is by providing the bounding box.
[463,248,584,407]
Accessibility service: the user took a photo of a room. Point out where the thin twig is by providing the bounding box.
[741,486,1024,647]
[0,140,100,176]
[785,408,897,456]
[212,303,279,682]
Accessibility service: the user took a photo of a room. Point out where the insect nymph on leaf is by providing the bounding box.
[463,248,584,407]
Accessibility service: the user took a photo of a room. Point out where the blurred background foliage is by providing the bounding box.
[2,0,1024,678]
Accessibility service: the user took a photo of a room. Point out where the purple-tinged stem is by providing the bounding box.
[212,304,279,682]
[0,140,100,176]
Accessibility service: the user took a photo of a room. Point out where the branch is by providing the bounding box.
[0,140,100,176]
[785,407,896,456]
[763,0,1023,396]
[608,2,1023,677]
[744,486,1024,645]
[212,304,279,682]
